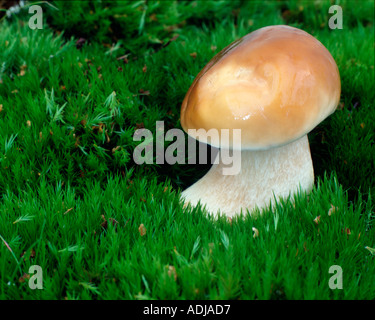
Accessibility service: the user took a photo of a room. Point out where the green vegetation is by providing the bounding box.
[0,0,374,300]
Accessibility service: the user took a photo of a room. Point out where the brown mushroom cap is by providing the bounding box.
[180,25,341,150]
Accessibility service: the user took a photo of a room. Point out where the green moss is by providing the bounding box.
[0,0,374,299]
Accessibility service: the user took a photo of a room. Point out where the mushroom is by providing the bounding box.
[180,25,341,217]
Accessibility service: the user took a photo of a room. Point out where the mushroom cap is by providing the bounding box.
[180,25,341,150]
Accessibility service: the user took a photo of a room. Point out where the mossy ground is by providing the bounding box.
[0,0,374,299]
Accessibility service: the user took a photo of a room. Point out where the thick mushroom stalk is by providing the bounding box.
[181,135,314,217]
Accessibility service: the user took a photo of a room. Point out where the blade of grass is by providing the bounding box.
[0,233,22,276]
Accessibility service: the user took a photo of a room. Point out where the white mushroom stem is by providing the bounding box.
[181,135,314,217]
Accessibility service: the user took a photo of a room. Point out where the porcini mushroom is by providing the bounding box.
[180,25,341,217]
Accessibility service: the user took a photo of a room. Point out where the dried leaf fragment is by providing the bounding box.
[228,217,232,226]
[167,265,177,281]
[135,122,144,129]
[190,52,197,59]
[313,215,321,224]
[208,243,214,254]
[252,227,259,238]
[18,64,27,77]
[112,146,120,153]
[328,204,338,216]
[100,215,119,230]
[63,208,73,215]
[303,242,308,252]
[139,224,146,237]
[20,248,36,261]
[19,273,30,283]
[138,89,150,96]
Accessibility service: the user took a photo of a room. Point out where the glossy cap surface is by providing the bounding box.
[180,25,341,149]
